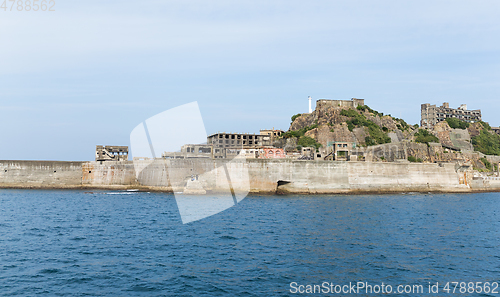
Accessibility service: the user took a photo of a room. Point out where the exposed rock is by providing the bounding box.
[468,122,483,138]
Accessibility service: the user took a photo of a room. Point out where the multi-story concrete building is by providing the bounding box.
[207,132,272,150]
[421,102,481,129]
[492,127,500,135]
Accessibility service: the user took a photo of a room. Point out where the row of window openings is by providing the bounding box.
[218,140,257,145]
[436,114,478,119]
[186,148,212,153]
[218,135,257,140]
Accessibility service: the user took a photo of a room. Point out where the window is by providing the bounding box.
[231,135,235,139]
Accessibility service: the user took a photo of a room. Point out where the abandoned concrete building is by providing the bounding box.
[207,132,272,150]
[259,128,285,139]
[95,145,128,161]
[162,144,213,159]
[492,127,500,135]
[421,102,482,129]
[316,98,365,110]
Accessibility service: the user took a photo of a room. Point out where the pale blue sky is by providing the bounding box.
[1,0,499,160]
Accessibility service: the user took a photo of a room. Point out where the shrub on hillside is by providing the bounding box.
[415,129,439,144]
[446,118,470,129]
[472,129,500,155]
[298,136,322,150]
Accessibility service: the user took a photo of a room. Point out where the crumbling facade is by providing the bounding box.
[421,102,482,129]
[162,144,213,159]
[95,146,128,161]
[207,132,272,150]
[316,98,365,110]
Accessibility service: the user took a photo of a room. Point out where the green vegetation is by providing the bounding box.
[480,121,492,130]
[341,109,391,146]
[356,105,384,116]
[408,156,423,163]
[297,136,322,150]
[393,117,410,131]
[414,129,439,145]
[282,124,322,151]
[291,113,302,123]
[480,157,492,171]
[472,129,500,155]
[340,109,359,118]
[445,118,470,130]
[413,124,419,129]
[282,124,318,139]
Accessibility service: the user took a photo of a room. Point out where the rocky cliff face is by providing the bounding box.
[288,105,413,148]
[284,102,493,171]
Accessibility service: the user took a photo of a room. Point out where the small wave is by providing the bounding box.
[220,235,238,240]
[105,192,135,195]
[127,284,161,292]
[39,268,61,274]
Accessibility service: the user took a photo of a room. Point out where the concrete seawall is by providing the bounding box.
[0,159,497,193]
[0,160,83,189]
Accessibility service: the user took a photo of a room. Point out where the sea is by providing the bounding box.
[1,189,499,296]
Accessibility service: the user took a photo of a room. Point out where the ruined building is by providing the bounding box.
[207,132,272,149]
[315,98,365,110]
[95,145,128,161]
[421,102,482,129]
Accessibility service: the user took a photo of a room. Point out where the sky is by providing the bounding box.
[1,0,499,161]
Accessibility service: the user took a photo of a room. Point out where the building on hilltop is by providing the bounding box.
[421,102,482,129]
[315,98,365,110]
[492,127,500,135]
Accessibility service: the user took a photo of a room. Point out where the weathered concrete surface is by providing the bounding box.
[0,160,83,189]
[82,161,137,187]
[1,159,500,194]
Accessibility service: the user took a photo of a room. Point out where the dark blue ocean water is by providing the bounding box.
[1,190,500,296]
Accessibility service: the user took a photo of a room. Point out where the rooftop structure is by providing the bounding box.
[421,102,481,129]
[95,145,128,161]
[316,98,365,110]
